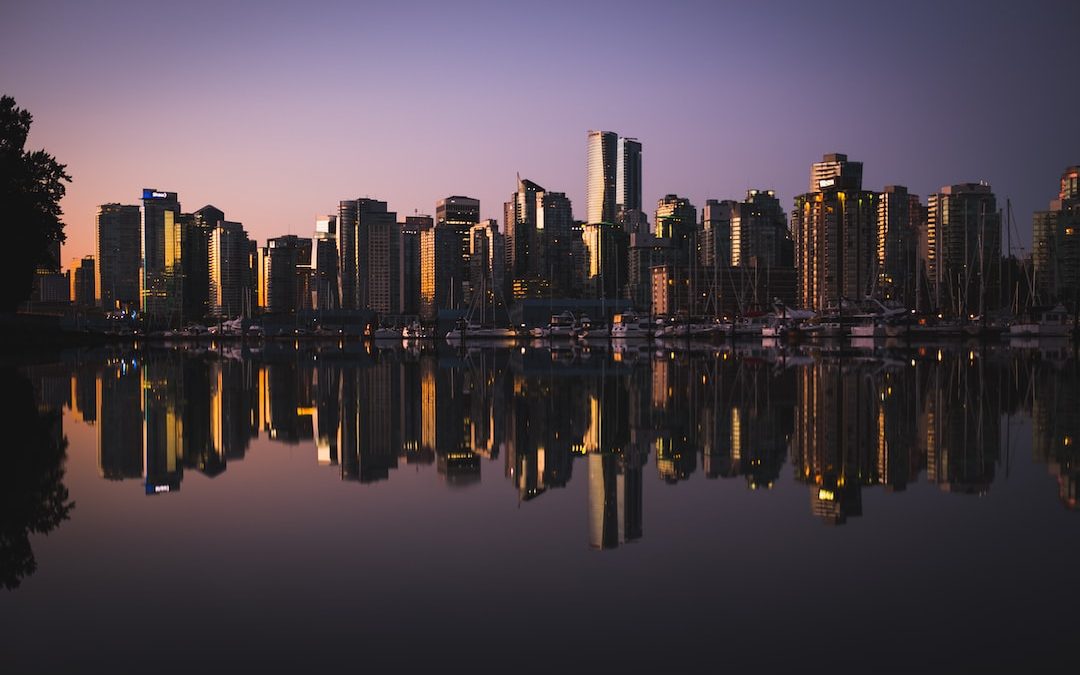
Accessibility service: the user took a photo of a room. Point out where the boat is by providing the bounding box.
[445,319,520,341]
[401,320,431,339]
[372,326,403,340]
[1009,304,1073,338]
[609,311,653,339]
[531,311,577,339]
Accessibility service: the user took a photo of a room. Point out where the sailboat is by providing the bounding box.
[444,266,520,342]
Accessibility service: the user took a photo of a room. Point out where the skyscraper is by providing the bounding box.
[792,153,878,311]
[313,215,339,311]
[399,215,430,316]
[1033,166,1080,306]
[505,178,544,286]
[71,256,95,308]
[617,137,642,213]
[730,189,791,268]
[140,189,180,316]
[654,194,697,263]
[95,203,141,310]
[700,199,735,269]
[263,235,310,313]
[877,185,923,306]
[586,130,618,225]
[925,182,1001,316]
[209,221,250,318]
[421,196,479,315]
[338,198,401,315]
[467,219,504,306]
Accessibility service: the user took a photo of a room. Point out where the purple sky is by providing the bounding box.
[3,0,1077,266]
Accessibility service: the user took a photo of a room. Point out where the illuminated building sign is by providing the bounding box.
[818,178,835,189]
[142,189,171,200]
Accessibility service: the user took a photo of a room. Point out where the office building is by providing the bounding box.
[925,182,1001,316]
[95,203,141,310]
[792,153,878,311]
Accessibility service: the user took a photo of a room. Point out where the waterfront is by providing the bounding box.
[3,342,1079,672]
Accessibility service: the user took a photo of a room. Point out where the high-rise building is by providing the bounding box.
[313,215,339,311]
[730,189,792,268]
[71,256,95,308]
[1033,166,1080,306]
[140,189,180,316]
[925,182,1001,316]
[505,178,544,286]
[582,222,628,299]
[186,205,224,318]
[95,203,141,310]
[700,200,735,269]
[877,186,923,306]
[209,221,250,318]
[467,219,504,306]
[654,194,697,263]
[792,153,878,311]
[400,215,431,316]
[420,196,478,316]
[810,153,863,193]
[262,235,310,313]
[617,137,642,213]
[586,130,618,225]
[338,198,401,315]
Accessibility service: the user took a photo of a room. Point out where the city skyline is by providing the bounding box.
[3,1,1078,265]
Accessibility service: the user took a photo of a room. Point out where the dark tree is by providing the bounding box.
[0,367,74,589]
[0,95,71,312]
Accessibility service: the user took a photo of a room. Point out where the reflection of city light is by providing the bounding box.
[818,488,835,501]
[1066,437,1073,447]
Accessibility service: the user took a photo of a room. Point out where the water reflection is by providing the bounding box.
[1,367,74,589]
[14,342,1080,574]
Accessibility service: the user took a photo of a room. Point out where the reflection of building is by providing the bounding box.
[338,362,400,483]
[790,361,878,524]
[97,360,143,479]
[1031,362,1080,509]
[919,357,1000,494]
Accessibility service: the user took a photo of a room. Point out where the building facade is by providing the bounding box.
[1033,166,1080,306]
[925,182,1001,316]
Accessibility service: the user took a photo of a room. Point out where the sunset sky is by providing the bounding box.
[3,0,1078,266]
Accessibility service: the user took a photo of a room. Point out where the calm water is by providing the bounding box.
[3,341,1079,672]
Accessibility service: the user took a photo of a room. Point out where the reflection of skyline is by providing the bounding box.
[23,345,1080,543]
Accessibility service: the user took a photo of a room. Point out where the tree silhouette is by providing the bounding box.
[0,367,75,589]
[0,95,71,312]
